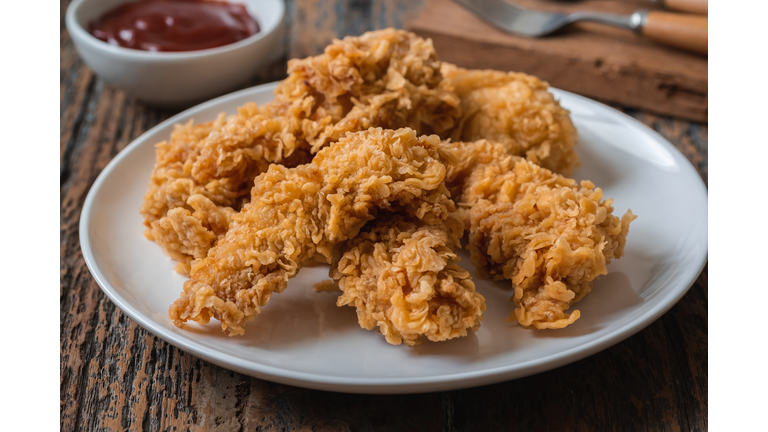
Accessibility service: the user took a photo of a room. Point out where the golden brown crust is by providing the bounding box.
[331,214,485,346]
[168,128,456,336]
[328,130,615,338]
[146,194,237,274]
[142,29,463,270]
[442,64,580,176]
[445,139,512,200]
[461,152,635,329]
[276,28,462,153]
[147,29,631,337]
[140,117,244,223]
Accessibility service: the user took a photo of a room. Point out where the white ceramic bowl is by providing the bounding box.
[66,0,285,106]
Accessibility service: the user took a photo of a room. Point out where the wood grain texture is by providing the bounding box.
[407,0,708,122]
[664,0,709,15]
[642,11,708,55]
[289,0,425,58]
[60,0,707,430]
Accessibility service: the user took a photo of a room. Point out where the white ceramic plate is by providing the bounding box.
[80,82,708,394]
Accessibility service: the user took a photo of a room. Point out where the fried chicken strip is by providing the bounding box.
[454,142,635,329]
[140,113,312,274]
[143,29,462,272]
[324,65,584,340]
[169,128,456,336]
[193,28,462,183]
[319,141,498,347]
[331,213,485,346]
[442,64,579,176]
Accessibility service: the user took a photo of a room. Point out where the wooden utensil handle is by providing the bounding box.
[662,0,708,15]
[642,11,708,55]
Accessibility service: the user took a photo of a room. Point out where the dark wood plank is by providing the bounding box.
[60,1,707,430]
[289,0,426,58]
[408,0,708,122]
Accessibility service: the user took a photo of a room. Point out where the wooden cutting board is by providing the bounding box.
[407,0,707,122]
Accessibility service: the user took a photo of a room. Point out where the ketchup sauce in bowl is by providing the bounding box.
[66,0,285,106]
[89,0,260,52]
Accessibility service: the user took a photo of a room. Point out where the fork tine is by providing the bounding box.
[464,0,522,26]
[454,0,628,38]
[453,0,571,37]
[481,0,522,19]
[455,0,517,27]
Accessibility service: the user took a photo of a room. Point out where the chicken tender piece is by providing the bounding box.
[445,139,513,200]
[331,214,485,346]
[149,194,238,275]
[169,128,456,336]
[191,29,462,187]
[461,153,635,329]
[324,140,502,346]
[140,112,313,274]
[141,118,246,227]
[443,64,579,176]
[143,29,462,272]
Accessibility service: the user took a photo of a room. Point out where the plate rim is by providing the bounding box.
[79,82,708,394]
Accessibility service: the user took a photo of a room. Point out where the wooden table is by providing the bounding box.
[60,1,707,430]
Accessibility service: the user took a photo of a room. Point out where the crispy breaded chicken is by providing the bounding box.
[150,28,633,337]
[454,143,635,329]
[169,128,456,336]
[142,29,462,273]
[191,29,462,186]
[326,133,609,341]
[442,64,579,176]
[140,110,314,274]
[331,213,485,346]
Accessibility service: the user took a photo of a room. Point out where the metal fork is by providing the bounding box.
[451,0,708,54]
[452,0,647,37]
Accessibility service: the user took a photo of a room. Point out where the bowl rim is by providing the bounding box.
[65,0,285,60]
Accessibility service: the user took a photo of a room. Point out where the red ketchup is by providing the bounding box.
[88,0,260,52]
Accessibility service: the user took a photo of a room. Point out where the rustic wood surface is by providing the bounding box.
[408,0,708,122]
[60,0,708,430]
